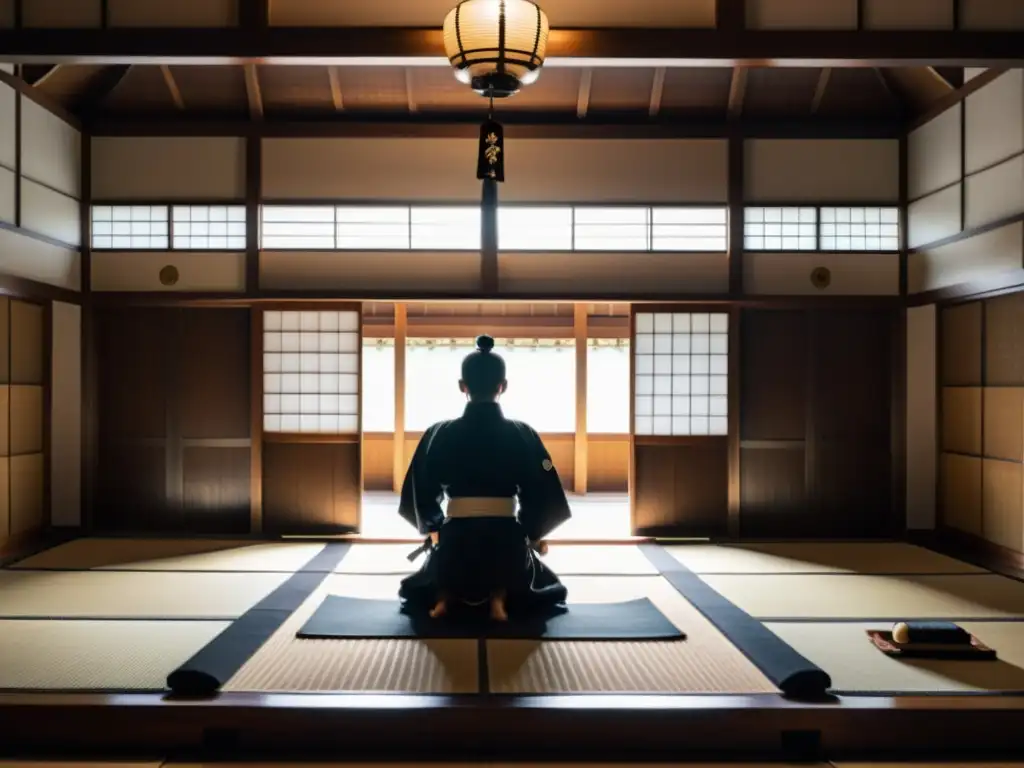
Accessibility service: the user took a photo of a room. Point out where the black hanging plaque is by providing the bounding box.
[476,119,505,182]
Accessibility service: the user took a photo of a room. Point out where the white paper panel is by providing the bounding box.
[744,252,899,295]
[965,69,1024,174]
[961,0,1024,29]
[863,0,953,29]
[747,0,858,28]
[24,0,102,26]
[909,221,1024,294]
[745,140,899,202]
[0,166,14,225]
[909,105,962,200]
[20,179,81,247]
[965,154,1024,230]
[263,310,361,434]
[90,252,247,292]
[908,185,962,249]
[633,312,729,437]
[20,99,81,198]
[0,224,80,290]
[92,137,245,200]
[0,81,15,170]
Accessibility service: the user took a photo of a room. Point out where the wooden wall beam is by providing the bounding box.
[79,133,95,531]
[727,306,741,536]
[87,115,903,139]
[727,130,744,295]
[3,27,1021,66]
[574,303,588,495]
[249,307,263,533]
[392,303,407,493]
[245,135,261,295]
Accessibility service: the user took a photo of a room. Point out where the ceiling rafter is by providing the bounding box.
[1,28,1021,67]
[648,67,666,117]
[75,64,131,115]
[576,68,592,119]
[404,68,417,113]
[810,68,831,113]
[327,66,344,111]
[727,67,748,118]
[244,63,263,120]
[159,64,185,110]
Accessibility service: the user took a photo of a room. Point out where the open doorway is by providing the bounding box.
[359,303,632,539]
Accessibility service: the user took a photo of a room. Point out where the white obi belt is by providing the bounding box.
[446,497,517,519]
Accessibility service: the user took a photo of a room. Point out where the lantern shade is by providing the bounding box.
[443,0,549,97]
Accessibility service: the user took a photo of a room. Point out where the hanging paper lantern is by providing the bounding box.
[443,0,549,97]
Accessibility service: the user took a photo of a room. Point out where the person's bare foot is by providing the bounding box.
[490,593,509,622]
[429,598,448,618]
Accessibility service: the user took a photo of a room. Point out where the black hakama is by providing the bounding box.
[397,402,572,616]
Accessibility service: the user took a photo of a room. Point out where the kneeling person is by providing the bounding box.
[397,334,571,621]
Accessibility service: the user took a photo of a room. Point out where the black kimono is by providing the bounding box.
[397,401,572,615]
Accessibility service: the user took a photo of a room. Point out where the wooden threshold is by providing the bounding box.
[1,691,1024,759]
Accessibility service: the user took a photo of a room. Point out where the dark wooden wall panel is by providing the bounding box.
[813,309,891,440]
[95,444,166,531]
[96,308,168,440]
[634,441,728,536]
[941,301,983,386]
[740,310,806,441]
[739,446,806,536]
[182,447,251,533]
[180,309,251,439]
[814,438,893,536]
[985,294,1024,386]
[738,307,895,538]
[94,307,252,534]
[263,442,360,534]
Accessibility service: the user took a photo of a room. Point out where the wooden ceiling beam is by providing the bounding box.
[159,64,185,110]
[2,28,1022,67]
[244,63,263,121]
[810,68,831,113]
[87,114,903,139]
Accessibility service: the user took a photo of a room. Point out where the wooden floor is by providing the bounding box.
[359,492,632,539]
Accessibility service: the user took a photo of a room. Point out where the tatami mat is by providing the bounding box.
[11,538,326,572]
[0,619,229,690]
[488,576,778,694]
[666,542,986,575]
[702,573,1024,619]
[223,574,478,694]
[0,570,290,619]
[766,621,1024,695]
[338,543,656,576]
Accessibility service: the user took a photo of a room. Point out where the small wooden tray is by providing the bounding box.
[867,630,997,661]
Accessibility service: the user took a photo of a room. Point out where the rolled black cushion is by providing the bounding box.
[892,620,972,645]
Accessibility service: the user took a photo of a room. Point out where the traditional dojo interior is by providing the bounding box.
[2,0,1024,765]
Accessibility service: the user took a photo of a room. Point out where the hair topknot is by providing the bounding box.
[475,334,495,353]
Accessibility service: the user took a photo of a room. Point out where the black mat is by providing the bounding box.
[166,542,351,696]
[297,595,685,640]
[639,544,832,700]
